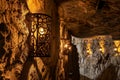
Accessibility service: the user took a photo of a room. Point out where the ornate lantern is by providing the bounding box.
[29,13,52,57]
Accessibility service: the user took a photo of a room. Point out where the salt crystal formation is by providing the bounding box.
[72,35,120,80]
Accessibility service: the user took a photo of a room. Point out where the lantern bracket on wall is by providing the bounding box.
[29,13,52,57]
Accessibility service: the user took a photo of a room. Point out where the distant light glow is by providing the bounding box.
[114,48,117,51]
[64,44,69,49]
[114,40,120,52]
[114,40,120,56]
[87,50,89,53]
[64,43,72,51]
[99,48,102,51]
[87,43,92,55]
[39,27,45,35]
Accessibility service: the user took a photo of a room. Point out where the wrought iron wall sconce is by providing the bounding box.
[29,13,52,57]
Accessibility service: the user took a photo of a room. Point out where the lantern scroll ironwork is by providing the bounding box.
[30,13,52,57]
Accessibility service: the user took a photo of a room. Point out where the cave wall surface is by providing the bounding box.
[0,0,29,79]
[0,0,59,80]
[58,0,120,39]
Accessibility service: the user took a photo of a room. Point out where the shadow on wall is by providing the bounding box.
[0,23,8,59]
[69,44,80,80]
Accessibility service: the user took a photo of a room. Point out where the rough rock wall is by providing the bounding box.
[0,0,29,80]
[0,0,59,80]
[26,0,54,15]
[56,18,68,80]
[25,58,50,80]
[58,0,120,39]
[72,35,120,80]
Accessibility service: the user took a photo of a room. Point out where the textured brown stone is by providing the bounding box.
[57,0,120,39]
[0,0,29,79]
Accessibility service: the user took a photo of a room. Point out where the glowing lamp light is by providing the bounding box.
[39,27,45,34]
[64,44,72,50]
[39,27,47,35]
[86,49,92,55]
[68,46,72,50]
[99,48,102,51]
[64,44,68,48]
[86,50,90,53]
[114,48,117,51]
[63,43,72,55]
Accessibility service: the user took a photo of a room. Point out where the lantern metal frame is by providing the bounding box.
[29,13,52,57]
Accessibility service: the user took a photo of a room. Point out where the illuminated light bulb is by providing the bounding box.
[68,46,72,50]
[87,50,89,53]
[39,27,45,35]
[64,44,68,48]
[64,44,72,51]
[89,52,92,55]
[31,33,33,35]
[114,48,117,51]
[86,49,90,54]
[86,49,92,55]
[99,48,102,51]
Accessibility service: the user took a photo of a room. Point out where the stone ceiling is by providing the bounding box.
[55,0,120,40]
